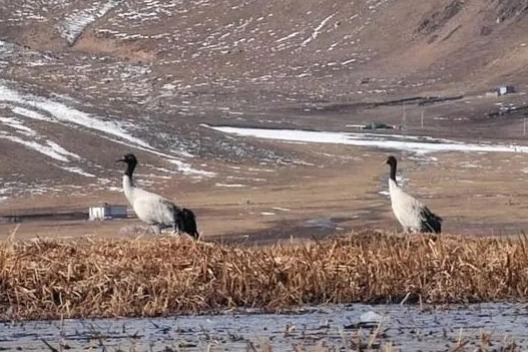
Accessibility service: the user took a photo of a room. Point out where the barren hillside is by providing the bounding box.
[0,0,527,221]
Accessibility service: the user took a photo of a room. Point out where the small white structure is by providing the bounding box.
[496,85,515,96]
[89,203,128,221]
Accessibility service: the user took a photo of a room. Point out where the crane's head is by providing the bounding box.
[116,153,137,165]
[116,153,138,177]
[386,155,397,168]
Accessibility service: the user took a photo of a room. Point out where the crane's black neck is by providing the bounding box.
[124,160,137,179]
[389,161,397,182]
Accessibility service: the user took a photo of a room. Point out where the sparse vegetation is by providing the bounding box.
[1,231,528,321]
[33,326,523,352]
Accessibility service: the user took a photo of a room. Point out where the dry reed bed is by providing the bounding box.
[0,231,527,320]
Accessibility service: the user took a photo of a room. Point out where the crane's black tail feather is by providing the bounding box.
[420,207,442,234]
[176,208,200,239]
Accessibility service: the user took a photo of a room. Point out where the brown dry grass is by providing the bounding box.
[2,231,528,321]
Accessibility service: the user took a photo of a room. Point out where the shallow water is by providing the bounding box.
[1,303,528,351]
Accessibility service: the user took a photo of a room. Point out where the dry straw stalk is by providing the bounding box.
[0,231,527,321]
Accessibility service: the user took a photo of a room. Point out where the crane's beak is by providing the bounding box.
[116,158,125,163]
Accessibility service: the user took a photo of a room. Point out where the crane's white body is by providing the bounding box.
[123,175,176,233]
[388,178,426,233]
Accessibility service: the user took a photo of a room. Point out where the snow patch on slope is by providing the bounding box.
[61,166,96,178]
[209,126,528,155]
[11,106,51,121]
[0,41,15,71]
[301,13,336,47]
[0,135,78,163]
[60,0,124,45]
[0,117,37,137]
[0,83,151,148]
[0,82,213,177]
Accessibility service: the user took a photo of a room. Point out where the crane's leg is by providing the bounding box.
[171,222,182,236]
[150,224,161,235]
